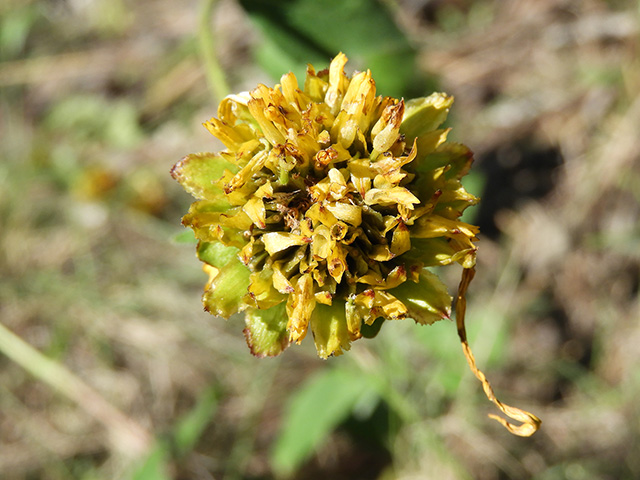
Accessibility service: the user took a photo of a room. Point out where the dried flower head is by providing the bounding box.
[172,53,540,436]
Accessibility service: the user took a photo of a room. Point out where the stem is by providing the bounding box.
[0,322,152,456]
[198,0,231,101]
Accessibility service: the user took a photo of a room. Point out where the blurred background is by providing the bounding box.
[1,0,639,478]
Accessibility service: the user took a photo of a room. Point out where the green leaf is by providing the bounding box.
[170,153,236,202]
[44,95,143,148]
[271,367,373,477]
[0,5,39,59]
[130,388,219,480]
[390,270,452,325]
[130,443,172,480]
[202,256,251,318]
[243,303,290,357]
[248,11,328,83]
[173,386,219,457]
[239,0,429,98]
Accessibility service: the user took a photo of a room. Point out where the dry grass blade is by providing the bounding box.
[0,322,152,456]
[455,267,541,437]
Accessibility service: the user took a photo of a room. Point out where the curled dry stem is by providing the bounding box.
[455,267,541,437]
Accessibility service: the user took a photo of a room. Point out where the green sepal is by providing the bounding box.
[400,93,453,141]
[310,303,352,359]
[403,238,457,267]
[413,128,450,163]
[197,241,239,269]
[202,256,251,318]
[416,142,474,181]
[170,152,237,202]
[243,303,290,357]
[390,270,452,325]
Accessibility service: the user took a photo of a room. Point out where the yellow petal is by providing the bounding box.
[371,100,405,154]
[325,52,349,115]
[224,151,268,193]
[203,117,253,151]
[243,196,266,229]
[311,225,333,259]
[272,262,294,294]
[262,232,310,255]
[314,291,333,305]
[286,274,316,343]
[324,202,362,226]
[244,268,284,309]
[391,221,411,256]
[247,96,286,146]
[329,221,349,241]
[327,242,348,283]
[411,214,479,239]
[364,186,420,207]
[306,202,338,227]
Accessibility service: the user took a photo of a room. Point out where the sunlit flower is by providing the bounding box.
[172,53,540,435]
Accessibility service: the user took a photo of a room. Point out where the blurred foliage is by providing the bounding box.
[271,367,376,477]
[238,0,436,98]
[1,0,639,479]
[132,386,219,480]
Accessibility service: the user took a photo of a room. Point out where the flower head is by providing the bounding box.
[172,53,540,437]
[172,53,478,358]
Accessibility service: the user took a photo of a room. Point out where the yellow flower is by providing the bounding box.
[172,54,540,435]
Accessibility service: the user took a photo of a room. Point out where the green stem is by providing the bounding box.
[0,322,152,456]
[199,0,231,101]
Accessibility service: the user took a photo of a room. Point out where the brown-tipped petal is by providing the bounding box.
[327,243,348,284]
[324,202,362,226]
[364,187,420,208]
[390,221,411,256]
[242,196,266,229]
[262,232,310,255]
[286,274,316,343]
[325,52,349,114]
[371,100,405,154]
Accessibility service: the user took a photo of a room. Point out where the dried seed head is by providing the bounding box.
[173,53,479,357]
